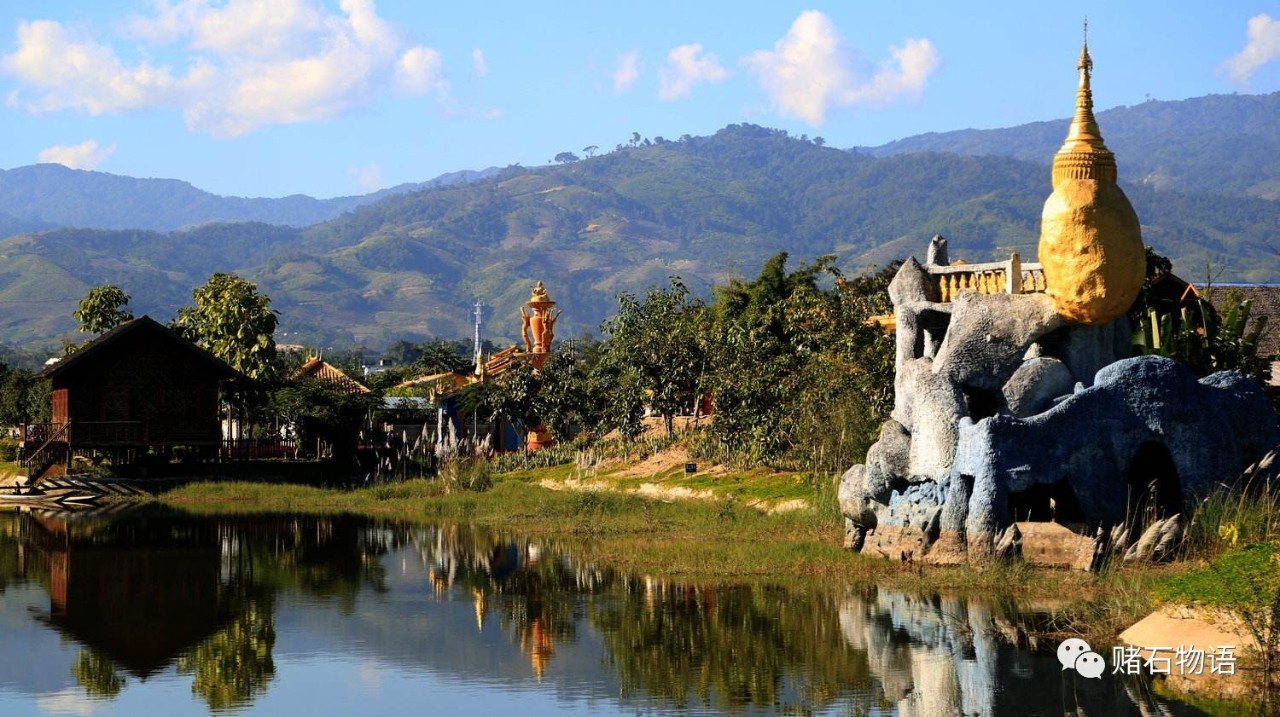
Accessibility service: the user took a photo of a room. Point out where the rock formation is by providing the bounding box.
[837,37,1280,566]
[838,260,1277,564]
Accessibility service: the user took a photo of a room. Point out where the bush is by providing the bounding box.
[0,438,17,462]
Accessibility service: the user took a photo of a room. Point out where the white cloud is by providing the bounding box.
[3,20,188,114]
[742,10,939,126]
[1222,13,1280,85]
[38,140,116,169]
[36,688,107,717]
[4,0,451,137]
[471,47,488,77]
[347,162,383,192]
[394,45,447,95]
[658,43,727,101]
[612,49,639,94]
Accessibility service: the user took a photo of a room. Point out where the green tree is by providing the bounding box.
[73,284,133,334]
[485,361,543,439]
[705,254,895,471]
[554,151,579,164]
[0,366,49,427]
[174,273,279,383]
[414,338,471,375]
[602,278,708,436]
[269,377,378,466]
[529,352,589,441]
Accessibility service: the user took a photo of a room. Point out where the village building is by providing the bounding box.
[21,316,241,480]
[293,356,370,395]
[394,281,562,452]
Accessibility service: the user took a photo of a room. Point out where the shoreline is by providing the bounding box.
[148,475,1175,644]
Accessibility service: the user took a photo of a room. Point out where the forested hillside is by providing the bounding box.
[2,122,1277,351]
[865,91,1280,200]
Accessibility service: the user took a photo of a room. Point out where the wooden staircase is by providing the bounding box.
[19,422,71,484]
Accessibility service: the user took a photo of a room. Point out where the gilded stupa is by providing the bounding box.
[1037,31,1145,324]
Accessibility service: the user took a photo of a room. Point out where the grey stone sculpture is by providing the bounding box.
[839,253,1279,566]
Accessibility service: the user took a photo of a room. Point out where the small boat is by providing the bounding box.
[0,485,101,509]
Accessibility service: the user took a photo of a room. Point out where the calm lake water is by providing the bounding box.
[0,508,1229,716]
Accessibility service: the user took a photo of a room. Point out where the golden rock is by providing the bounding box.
[1037,39,1145,325]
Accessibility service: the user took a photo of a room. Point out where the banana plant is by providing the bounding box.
[1133,295,1269,382]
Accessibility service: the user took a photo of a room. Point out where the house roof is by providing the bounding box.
[294,358,370,394]
[40,315,242,381]
[484,346,521,376]
[1198,284,1280,358]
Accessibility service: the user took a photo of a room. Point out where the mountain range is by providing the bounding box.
[0,164,500,234]
[0,91,1278,352]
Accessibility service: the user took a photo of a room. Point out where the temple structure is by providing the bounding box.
[837,37,1279,568]
[397,280,563,451]
[519,281,561,367]
[1037,36,1145,325]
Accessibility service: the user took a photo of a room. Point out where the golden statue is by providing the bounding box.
[1036,27,1145,325]
[530,281,550,304]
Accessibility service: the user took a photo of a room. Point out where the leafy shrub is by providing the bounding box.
[0,438,17,462]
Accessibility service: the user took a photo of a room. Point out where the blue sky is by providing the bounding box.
[0,1,1277,199]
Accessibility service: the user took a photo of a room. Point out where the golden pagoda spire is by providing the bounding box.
[1036,25,1145,326]
[1051,20,1116,187]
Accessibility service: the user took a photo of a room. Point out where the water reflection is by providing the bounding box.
[0,509,1231,715]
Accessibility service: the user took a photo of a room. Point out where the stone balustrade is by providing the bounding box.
[928,253,1045,302]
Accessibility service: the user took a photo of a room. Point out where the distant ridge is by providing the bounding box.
[0,163,501,232]
[860,91,1280,200]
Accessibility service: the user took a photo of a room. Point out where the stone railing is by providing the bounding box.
[928,253,1045,303]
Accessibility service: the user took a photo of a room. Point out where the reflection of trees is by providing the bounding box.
[591,580,871,711]
[231,518,390,614]
[419,523,585,679]
[71,651,125,698]
[166,517,397,711]
[177,589,276,712]
[0,519,20,593]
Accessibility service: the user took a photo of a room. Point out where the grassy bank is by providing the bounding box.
[155,472,1175,643]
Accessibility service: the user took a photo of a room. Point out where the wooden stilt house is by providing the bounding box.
[20,316,242,478]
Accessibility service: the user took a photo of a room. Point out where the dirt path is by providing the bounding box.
[538,444,810,514]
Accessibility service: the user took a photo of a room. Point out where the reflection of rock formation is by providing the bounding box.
[838,589,1209,716]
[839,592,1002,716]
